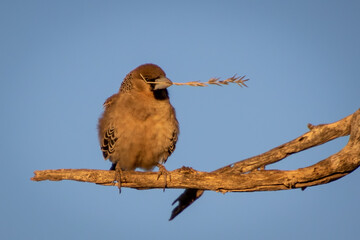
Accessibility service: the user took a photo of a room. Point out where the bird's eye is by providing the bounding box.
[146,78,157,83]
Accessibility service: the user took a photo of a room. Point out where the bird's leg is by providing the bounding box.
[156,163,170,192]
[114,162,123,193]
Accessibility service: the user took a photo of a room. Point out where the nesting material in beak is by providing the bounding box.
[153,77,173,90]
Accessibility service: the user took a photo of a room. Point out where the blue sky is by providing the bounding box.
[1,1,360,239]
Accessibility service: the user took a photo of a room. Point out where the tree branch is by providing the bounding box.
[31,109,360,220]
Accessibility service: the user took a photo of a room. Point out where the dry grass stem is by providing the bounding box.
[173,75,249,87]
[140,73,249,88]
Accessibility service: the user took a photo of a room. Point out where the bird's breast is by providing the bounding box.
[109,96,178,170]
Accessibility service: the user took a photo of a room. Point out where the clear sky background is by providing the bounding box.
[1,1,360,239]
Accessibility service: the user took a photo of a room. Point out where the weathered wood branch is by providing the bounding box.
[31,108,360,220]
[217,112,353,174]
[169,109,359,219]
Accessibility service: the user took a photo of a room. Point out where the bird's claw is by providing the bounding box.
[115,163,123,193]
[157,163,170,192]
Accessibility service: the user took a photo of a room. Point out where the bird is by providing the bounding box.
[98,63,179,189]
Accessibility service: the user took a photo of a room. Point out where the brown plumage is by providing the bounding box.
[98,64,179,172]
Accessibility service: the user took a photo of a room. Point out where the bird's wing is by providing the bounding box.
[162,128,179,164]
[100,94,120,159]
[100,127,118,159]
[168,129,178,156]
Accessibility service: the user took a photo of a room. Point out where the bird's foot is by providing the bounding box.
[114,163,123,194]
[157,163,170,192]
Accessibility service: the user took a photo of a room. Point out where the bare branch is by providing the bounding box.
[169,109,359,219]
[31,109,360,220]
[218,111,353,174]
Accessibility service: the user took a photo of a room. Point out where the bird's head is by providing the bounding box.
[122,64,172,99]
[135,64,173,89]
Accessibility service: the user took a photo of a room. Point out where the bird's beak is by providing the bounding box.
[153,77,173,90]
